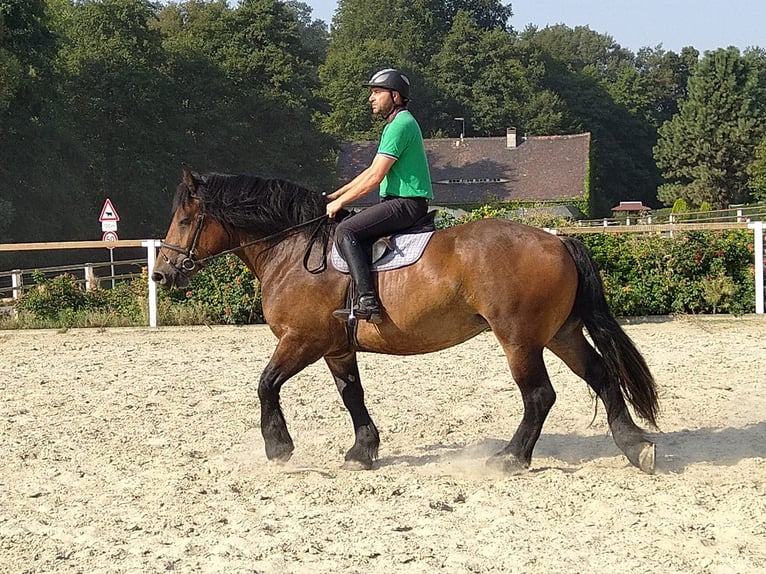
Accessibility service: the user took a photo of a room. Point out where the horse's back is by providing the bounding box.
[431,217,568,265]
[367,219,578,352]
[415,218,575,292]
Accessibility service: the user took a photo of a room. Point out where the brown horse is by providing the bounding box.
[152,167,659,473]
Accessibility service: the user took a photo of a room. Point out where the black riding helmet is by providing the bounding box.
[364,68,411,103]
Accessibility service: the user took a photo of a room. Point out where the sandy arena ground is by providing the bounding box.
[1,316,765,573]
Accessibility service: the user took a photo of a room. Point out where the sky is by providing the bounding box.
[302,0,765,54]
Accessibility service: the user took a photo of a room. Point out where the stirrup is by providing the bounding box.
[356,295,383,324]
[332,296,382,324]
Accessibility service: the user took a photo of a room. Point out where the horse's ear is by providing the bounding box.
[181,164,200,194]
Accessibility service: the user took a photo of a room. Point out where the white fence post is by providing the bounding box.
[143,240,160,328]
[11,270,22,299]
[84,264,96,290]
[749,222,764,314]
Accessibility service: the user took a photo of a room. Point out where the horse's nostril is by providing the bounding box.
[151,272,165,284]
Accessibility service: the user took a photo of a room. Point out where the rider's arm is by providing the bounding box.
[326,154,395,217]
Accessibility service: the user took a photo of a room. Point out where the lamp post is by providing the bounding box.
[454,117,465,140]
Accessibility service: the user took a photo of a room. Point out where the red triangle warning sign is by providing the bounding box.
[99,198,120,222]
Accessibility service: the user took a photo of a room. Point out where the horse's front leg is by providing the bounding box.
[258,338,322,463]
[325,352,380,470]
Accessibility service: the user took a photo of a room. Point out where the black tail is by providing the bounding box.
[561,236,659,426]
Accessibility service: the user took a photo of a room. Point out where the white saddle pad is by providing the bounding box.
[331,232,435,273]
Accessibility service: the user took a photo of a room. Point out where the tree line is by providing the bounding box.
[1,0,766,257]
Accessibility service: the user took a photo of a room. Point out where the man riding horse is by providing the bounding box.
[325,68,434,324]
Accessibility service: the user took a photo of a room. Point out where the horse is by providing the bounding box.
[152,166,659,474]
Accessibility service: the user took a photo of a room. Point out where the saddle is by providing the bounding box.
[372,209,436,262]
[331,210,438,274]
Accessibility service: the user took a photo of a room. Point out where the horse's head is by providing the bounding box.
[151,166,233,290]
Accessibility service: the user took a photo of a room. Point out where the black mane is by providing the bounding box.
[174,173,330,241]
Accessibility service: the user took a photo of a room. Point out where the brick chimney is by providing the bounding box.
[506,127,517,148]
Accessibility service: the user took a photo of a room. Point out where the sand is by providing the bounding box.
[1,316,765,573]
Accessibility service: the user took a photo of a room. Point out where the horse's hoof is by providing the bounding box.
[265,443,294,463]
[342,458,373,471]
[486,453,529,475]
[622,440,656,474]
[638,442,656,474]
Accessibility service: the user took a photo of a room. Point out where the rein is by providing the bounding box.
[160,213,330,276]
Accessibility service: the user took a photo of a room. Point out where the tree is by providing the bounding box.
[156,0,335,188]
[0,0,57,233]
[3,0,335,247]
[655,47,766,208]
[635,45,698,128]
[284,0,329,66]
[747,135,766,201]
[0,0,56,120]
[320,0,513,139]
[53,0,176,238]
[430,11,565,137]
[520,24,662,214]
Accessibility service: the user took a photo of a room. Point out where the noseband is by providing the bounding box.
[160,213,206,275]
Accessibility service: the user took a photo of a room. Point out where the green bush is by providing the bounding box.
[163,255,263,324]
[575,230,755,316]
[436,205,510,229]
[12,257,264,328]
[14,271,151,328]
[671,198,688,213]
[15,272,89,325]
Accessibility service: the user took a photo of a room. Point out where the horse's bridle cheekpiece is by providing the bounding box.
[160,213,206,276]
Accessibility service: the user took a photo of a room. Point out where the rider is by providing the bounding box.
[326,68,434,324]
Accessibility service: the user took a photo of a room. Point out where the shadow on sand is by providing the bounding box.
[376,422,766,473]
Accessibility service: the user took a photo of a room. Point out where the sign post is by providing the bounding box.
[99,199,120,288]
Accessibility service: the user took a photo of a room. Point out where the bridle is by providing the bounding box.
[159,210,330,277]
[160,213,207,274]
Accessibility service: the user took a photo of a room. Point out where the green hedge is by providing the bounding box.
[12,271,149,328]
[575,230,755,315]
[9,260,263,328]
[163,256,263,324]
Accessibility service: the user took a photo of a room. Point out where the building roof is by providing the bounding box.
[336,132,591,207]
[611,201,651,212]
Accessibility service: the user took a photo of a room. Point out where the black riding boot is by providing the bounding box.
[334,235,383,324]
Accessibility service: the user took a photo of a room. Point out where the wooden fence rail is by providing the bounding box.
[0,240,161,327]
[0,258,147,298]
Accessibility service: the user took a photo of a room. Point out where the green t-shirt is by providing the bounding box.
[377,110,433,199]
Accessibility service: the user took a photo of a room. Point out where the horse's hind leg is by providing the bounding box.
[547,321,655,473]
[325,352,380,470]
[487,341,556,474]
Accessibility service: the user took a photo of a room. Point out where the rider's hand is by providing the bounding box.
[326,199,343,219]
